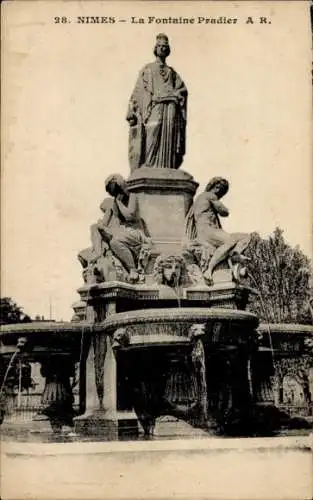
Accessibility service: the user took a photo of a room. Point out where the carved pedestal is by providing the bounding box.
[185,283,252,310]
[127,167,198,257]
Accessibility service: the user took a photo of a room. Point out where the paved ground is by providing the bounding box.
[1,431,312,500]
[1,416,312,442]
[0,418,210,442]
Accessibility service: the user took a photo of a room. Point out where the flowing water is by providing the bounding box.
[247,271,277,372]
[0,350,18,395]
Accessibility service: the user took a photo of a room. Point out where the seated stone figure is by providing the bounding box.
[89,174,152,283]
[78,245,118,285]
[78,201,120,285]
[186,177,251,281]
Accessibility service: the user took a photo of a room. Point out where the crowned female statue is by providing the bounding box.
[126,33,188,171]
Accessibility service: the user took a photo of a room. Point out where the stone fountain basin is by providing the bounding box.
[0,321,95,359]
[103,307,259,349]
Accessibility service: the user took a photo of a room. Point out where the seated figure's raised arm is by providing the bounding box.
[115,193,138,222]
[211,199,229,217]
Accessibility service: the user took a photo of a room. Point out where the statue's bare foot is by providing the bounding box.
[203,267,213,283]
[231,252,251,264]
[232,262,248,281]
[129,269,139,283]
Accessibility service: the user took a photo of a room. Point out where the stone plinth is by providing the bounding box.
[185,283,253,310]
[127,167,198,255]
[78,281,254,317]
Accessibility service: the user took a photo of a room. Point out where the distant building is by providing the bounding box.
[33,315,55,323]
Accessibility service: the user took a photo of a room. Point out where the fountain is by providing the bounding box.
[0,33,312,440]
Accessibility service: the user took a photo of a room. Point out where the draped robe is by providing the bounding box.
[127,61,188,170]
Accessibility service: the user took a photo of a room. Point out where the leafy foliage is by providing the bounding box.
[245,228,313,324]
[0,297,32,325]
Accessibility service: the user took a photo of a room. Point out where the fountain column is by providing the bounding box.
[74,296,139,437]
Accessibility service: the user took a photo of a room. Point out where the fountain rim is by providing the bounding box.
[258,323,313,335]
[103,307,259,331]
[0,321,97,338]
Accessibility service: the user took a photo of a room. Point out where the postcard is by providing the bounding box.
[1,1,312,499]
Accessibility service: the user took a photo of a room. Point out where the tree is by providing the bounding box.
[0,297,32,325]
[245,228,313,324]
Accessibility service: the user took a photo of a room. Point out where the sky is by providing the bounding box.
[2,1,312,321]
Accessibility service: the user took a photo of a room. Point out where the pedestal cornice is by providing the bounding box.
[127,167,199,195]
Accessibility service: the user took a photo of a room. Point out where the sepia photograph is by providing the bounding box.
[1,1,313,499]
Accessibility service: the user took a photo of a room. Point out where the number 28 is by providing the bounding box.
[54,17,69,23]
